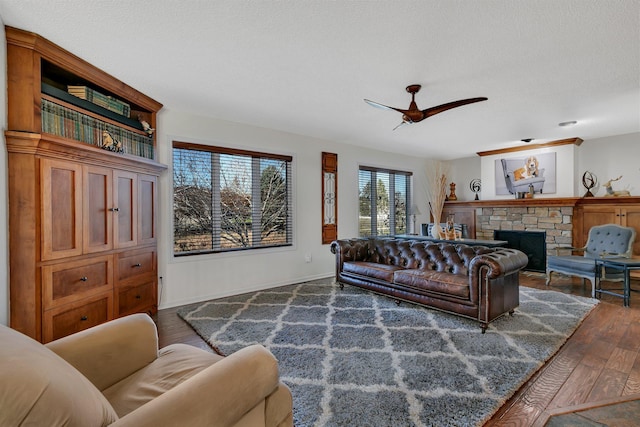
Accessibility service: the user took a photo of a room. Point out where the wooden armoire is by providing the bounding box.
[5,27,166,342]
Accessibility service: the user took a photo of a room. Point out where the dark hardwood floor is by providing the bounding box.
[154,273,640,427]
[486,273,640,426]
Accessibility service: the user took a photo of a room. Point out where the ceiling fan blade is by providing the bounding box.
[422,97,488,118]
[393,121,410,131]
[364,99,408,114]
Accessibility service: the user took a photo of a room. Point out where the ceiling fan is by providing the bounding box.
[364,84,487,130]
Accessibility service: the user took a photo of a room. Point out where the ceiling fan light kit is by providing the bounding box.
[364,84,488,130]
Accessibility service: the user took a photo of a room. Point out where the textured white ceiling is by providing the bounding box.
[1,0,638,160]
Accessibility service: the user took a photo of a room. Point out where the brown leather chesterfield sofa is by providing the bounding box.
[331,238,529,332]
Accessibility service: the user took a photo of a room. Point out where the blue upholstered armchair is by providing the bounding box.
[546,224,636,297]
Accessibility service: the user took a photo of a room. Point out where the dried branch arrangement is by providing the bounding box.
[424,160,449,237]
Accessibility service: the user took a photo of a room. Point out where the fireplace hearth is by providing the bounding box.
[493,230,547,272]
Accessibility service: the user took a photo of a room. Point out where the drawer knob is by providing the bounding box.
[135,295,141,299]
[80,316,88,321]
[109,207,120,212]
[133,263,142,268]
[80,276,88,282]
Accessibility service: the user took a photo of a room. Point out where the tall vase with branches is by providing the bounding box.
[424,160,448,238]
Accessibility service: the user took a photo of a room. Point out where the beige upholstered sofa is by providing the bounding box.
[0,313,293,427]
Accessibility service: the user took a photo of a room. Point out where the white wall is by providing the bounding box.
[446,157,482,202]
[577,132,640,196]
[156,109,430,309]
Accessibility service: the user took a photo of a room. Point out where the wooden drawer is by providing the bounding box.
[116,248,156,283]
[42,255,113,309]
[43,292,113,342]
[116,280,156,317]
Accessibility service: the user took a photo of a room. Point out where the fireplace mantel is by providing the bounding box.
[445,197,640,208]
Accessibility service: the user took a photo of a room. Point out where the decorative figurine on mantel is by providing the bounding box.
[469,178,481,200]
[582,171,597,197]
[603,175,631,197]
[448,182,458,201]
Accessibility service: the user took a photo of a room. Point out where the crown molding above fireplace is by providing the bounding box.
[476,137,583,157]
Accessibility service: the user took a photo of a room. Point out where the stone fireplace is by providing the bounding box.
[442,198,640,270]
[476,206,573,255]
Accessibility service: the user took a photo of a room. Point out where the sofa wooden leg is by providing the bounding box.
[339,283,344,290]
[481,324,488,334]
[509,310,515,316]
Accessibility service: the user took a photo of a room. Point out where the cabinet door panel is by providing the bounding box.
[41,159,82,260]
[83,166,113,253]
[578,207,619,248]
[138,174,157,244]
[442,206,476,238]
[113,171,138,248]
[623,208,640,255]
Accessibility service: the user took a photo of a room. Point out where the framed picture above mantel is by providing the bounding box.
[495,152,557,196]
[478,137,583,199]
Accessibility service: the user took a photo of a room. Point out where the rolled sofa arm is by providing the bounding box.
[330,238,370,260]
[469,248,529,280]
[46,313,159,391]
[330,238,371,275]
[111,344,290,427]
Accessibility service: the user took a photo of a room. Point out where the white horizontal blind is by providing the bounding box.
[358,166,411,237]
[173,141,292,255]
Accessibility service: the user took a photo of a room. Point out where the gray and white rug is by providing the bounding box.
[177,279,598,427]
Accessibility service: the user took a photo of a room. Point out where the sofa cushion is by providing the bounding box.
[548,255,625,279]
[0,324,118,427]
[103,343,223,417]
[547,255,597,274]
[343,261,405,282]
[394,269,470,299]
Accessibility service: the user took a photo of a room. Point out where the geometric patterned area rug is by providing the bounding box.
[177,278,598,427]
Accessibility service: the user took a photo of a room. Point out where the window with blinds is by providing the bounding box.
[358,166,412,237]
[173,141,293,256]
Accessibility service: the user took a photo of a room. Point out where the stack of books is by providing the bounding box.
[67,86,131,117]
[41,98,154,159]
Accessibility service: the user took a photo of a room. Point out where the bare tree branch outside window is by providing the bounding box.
[173,143,292,255]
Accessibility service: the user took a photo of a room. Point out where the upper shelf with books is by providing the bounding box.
[41,82,145,131]
[5,26,163,162]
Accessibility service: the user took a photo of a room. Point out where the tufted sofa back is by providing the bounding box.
[341,238,494,276]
